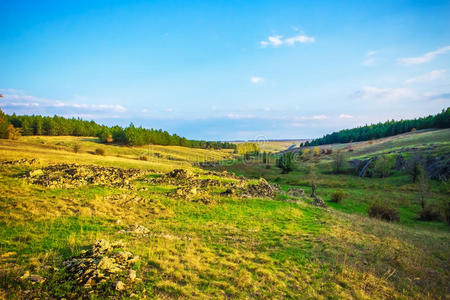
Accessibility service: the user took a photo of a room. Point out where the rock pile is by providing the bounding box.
[312,196,327,208]
[118,225,150,236]
[244,178,277,198]
[286,188,304,197]
[63,239,139,288]
[1,158,39,166]
[27,164,143,188]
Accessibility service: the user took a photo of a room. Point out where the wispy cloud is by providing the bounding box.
[339,114,353,119]
[312,115,328,120]
[260,34,315,48]
[404,69,446,84]
[250,76,264,84]
[0,89,126,116]
[351,86,417,101]
[361,50,377,67]
[398,45,450,65]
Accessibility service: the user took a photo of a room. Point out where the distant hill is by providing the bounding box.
[304,108,449,147]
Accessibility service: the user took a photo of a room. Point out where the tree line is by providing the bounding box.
[304,108,450,146]
[0,109,236,149]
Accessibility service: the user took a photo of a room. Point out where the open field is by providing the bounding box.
[234,140,309,153]
[0,134,449,299]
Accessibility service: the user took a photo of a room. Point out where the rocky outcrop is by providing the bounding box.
[1,158,39,166]
[245,178,277,198]
[349,157,377,177]
[26,164,143,188]
[63,239,139,288]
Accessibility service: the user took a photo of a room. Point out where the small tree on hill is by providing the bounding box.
[417,165,429,210]
[277,152,295,174]
[332,150,347,174]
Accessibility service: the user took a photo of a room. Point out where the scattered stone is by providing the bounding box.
[20,271,30,280]
[1,158,39,166]
[29,275,45,284]
[287,188,304,197]
[220,188,235,196]
[118,225,150,236]
[394,155,407,171]
[128,270,136,281]
[115,281,125,291]
[27,163,143,188]
[245,178,276,198]
[28,169,44,177]
[63,239,139,288]
[312,196,327,208]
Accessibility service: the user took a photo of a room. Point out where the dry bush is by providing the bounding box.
[73,143,81,153]
[94,148,105,156]
[330,190,345,203]
[313,147,321,156]
[368,202,399,222]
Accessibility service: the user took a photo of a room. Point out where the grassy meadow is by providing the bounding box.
[0,131,449,299]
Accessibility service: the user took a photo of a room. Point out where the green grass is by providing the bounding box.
[0,134,449,299]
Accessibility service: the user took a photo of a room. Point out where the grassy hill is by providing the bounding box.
[0,133,449,299]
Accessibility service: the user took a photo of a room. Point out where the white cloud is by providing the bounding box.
[312,115,328,120]
[352,86,417,101]
[250,76,264,84]
[0,89,127,115]
[260,35,283,47]
[260,34,315,48]
[284,35,315,45]
[361,50,377,67]
[404,69,446,84]
[398,45,450,65]
[339,114,353,119]
[226,113,256,119]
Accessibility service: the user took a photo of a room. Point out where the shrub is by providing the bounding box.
[277,152,295,174]
[332,151,347,174]
[419,205,441,221]
[373,155,394,178]
[368,202,399,222]
[139,155,148,161]
[95,148,105,156]
[313,147,321,156]
[330,190,345,203]
[265,164,270,169]
[406,154,425,183]
[73,143,81,153]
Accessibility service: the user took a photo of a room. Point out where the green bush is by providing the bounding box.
[332,151,347,174]
[373,155,395,178]
[368,202,399,222]
[277,152,295,174]
[94,148,105,156]
[330,190,345,203]
[419,205,441,221]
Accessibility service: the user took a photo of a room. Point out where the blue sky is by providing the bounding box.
[1,0,450,140]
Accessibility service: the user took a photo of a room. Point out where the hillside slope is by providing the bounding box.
[0,135,449,299]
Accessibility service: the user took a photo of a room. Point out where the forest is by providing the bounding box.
[304,108,450,146]
[0,109,236,149]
